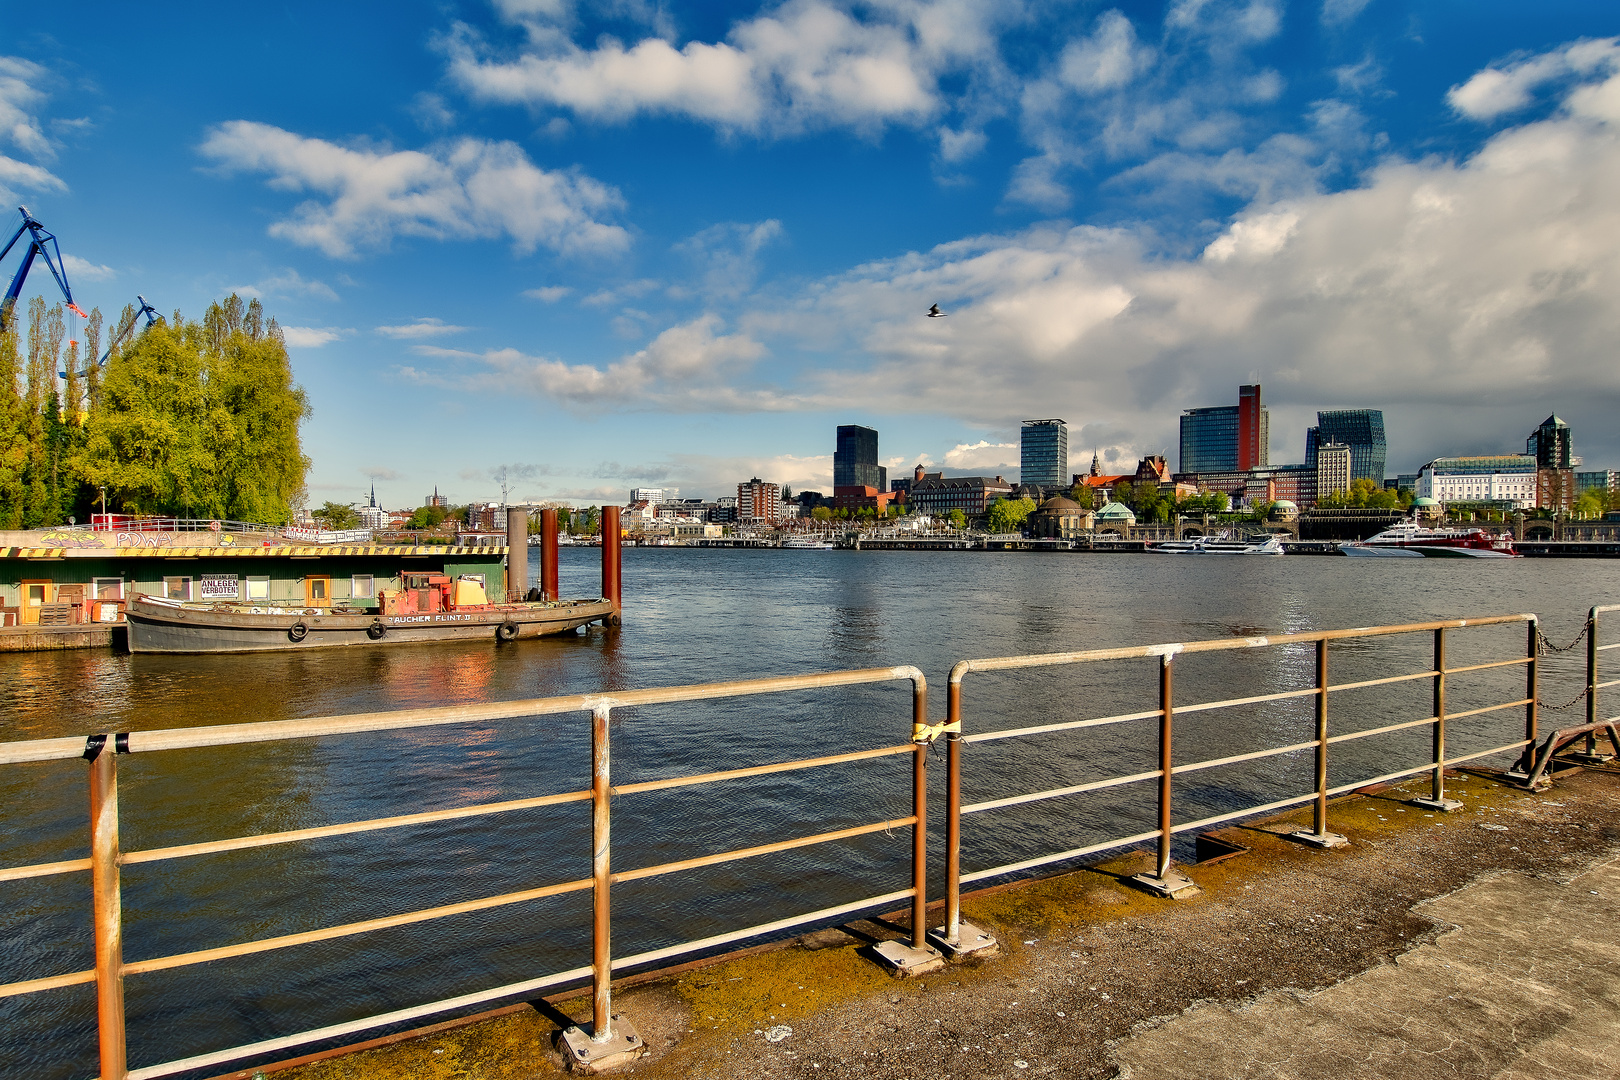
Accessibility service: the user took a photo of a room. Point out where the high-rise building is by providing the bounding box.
[1305,410,1386,485]
[833,425,886,492]
[1315,443,1352,501]
[1179,406,1239,473]
[1238,384,1268,470]
[1527,415,1574,470]
[1019,419,1069,489]
[1179,385,1267,473]
[736,478,781,524]
[629,488,663,505]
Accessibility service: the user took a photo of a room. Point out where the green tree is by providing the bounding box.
[407,504,449,529]
[1575,490,1606,519]
[987,496,1037,532]
[313,501,360,529]
[811,505,832,522]
[948,508,967,530]
[0,325,25,527]
[1069,481,1095,510]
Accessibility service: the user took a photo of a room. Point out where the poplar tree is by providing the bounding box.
[0,326,25,527]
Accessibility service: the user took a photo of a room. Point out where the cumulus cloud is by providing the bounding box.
[199,120,629,258]
[1058,10,1152,95]
[230,268,340,301]
[374,317,469,339]
[281,326,353,347]
[1447,38,1619,121]
[445,0,1012,139]
[0,56,67,200]
[62,254,115,281]
[943,440,1017,474]
[524,285,572,302]
[672,219,783,299]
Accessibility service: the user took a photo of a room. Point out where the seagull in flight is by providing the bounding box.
[926,304,948,318]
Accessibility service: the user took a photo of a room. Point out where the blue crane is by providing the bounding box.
[0,205,86,335]
[61,295,159,378]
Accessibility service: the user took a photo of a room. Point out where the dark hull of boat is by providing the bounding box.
[125,597,616,654]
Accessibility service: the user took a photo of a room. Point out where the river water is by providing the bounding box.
[0,547,1611,1079]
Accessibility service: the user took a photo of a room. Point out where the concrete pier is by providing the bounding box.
[235,767,1620,1080]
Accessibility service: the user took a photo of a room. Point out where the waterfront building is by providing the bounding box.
[1305,410,1386,485]
[1527,415,1574,470]
[1179,406,1239,473]
[1537,469,1576,514]
[1093,501,1136,532]
[1315,443,1352,501]
[1020,419,1069,489]
[1577,470,1619,497]
[908,474,1014,517]
[630,487,664,505]
[425,488,447,508]
[1174,463,1316,507]
[1238,384,1268,470]
[1028,496,1091,539]
[833,425,887,492]
[736,478,782,524]
[1415,456,1537,509]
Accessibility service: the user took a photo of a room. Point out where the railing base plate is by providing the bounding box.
[1128,869,1201,899]
[1563,753,1615,765]
[559,1016,647,1074]
[1409,797,1464,812]
[927,920,999,960]
[871,939,946,978]
[1286,829,1349,849]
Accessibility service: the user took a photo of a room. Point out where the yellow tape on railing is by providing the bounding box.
[913,719,960,744]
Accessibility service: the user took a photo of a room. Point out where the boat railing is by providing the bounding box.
[0,613,1569,1079]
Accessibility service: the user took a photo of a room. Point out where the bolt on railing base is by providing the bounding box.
[558,1016,646,1074]
[1128,868,1200,900]
[870,939,946,978]
[926,921,999,961]
[1409,796,1464,812]
[1286,829,1349,849]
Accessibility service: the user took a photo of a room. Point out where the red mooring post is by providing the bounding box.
[601,506,622,624]
[541,507,559,601]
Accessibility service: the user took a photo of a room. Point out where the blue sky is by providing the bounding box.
[4,1,1619,507]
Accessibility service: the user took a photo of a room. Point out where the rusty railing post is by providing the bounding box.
[911,677,928,952]
[926,664,995,960]
[90,742,128,1080]
[1521,619,1540,775]
[601,506,622,625]
[1410,628,1463,810]
[1586,606,1599,756]
[541,507,559,602]
[591,704,613,1039]
[1157,652,1173,879]
[1289,639,1349,844]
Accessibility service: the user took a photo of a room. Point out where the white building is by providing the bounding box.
[630,488,663,505]
[1416,456,1537,509]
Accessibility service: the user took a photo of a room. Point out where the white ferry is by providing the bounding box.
[1151,535,1286,556]
[1338,521,1519,558]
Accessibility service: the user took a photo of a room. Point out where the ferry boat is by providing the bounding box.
[1338,521,1519,558]
[780,536,835,550]
[1151,535,1286,556]
[125,572,615,653]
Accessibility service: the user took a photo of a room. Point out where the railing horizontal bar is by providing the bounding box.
[1327,715,1439,744]
[610,887,916,974]
[1595,641,1620,653]
[1326,670,1437,693]
[124,790,593,866]
[1172,740,1317,775]
[1323,739,1530,797]
[612,817,916,884]
[5,666,927,762]
[122,876,593,976]
[0,967,94,1000]
[960,830,1163,885]
[1594,678,1620,691]
[1444,698,1532,722]
[962,769,1162,816]
[0,856,90,882]
[613,744,913,796]
[1443,657,1532,675]
[1170,792,1317,835]
[1594,605,1620,616]
[960,709,1162,745]
[1172,687,1319,717]
[950,614,1535,681]
[121,964,595,1080]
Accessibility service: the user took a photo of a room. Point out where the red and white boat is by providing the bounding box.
[1338,520,1519,558]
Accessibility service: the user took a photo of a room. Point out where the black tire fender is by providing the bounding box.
[497,621,520,642]
[367,619,387,640]
[289,622,308,642]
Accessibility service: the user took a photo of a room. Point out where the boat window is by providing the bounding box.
[93,578,123,600]
[310,578,328,601]
[164,577,192,601]
[352,575,375,599]
[246,577,270,600]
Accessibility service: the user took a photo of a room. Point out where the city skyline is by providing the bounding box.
[2,4,1618,507]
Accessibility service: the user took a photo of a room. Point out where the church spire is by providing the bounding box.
[1089,448,1101,477]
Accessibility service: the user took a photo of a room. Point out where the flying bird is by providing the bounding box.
[926,304,948,318]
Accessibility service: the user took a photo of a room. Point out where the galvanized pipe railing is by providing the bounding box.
[0,665,928,1080]
[937,614,1539,950]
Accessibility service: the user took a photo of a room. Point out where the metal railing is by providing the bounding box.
[933,614,1540,951]
[0,666,929,1080]
[1517,604,1620,786]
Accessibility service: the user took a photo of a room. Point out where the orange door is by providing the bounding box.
[20,580,50,625]
[304,576,330,608]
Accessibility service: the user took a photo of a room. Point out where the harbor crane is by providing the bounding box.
[61,294,159,378]
[0,206,86,335]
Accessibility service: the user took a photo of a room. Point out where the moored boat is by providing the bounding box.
[1338,520,1519,558]
[1151,535,1286,555]
[126,572,615,653]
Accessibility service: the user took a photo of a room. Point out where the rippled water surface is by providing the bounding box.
[0,547,1612,1078]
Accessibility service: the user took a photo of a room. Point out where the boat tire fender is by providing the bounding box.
[367,619,387,640]
[497,621,520,642]
[289,622,308,642]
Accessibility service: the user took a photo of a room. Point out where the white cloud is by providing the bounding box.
[62,254,115,281]
[1447,38,1619,121]
[446,0,1012,137]
[0,56,66,200]
[281,326,353,347]
[1058,10,1152,95]
[231,268,340,301]
[199,120,629,258]
[374,317,469,339]
[943,440,1017,474]
[524,285,573,302]
[673,219,783,299]
[1320,0,1372,27]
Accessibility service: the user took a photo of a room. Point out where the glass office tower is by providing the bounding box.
[1020,419,1069,488]
[834,425,886,490]
[1305,410,1386,485]
[1180,406,1240,473]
